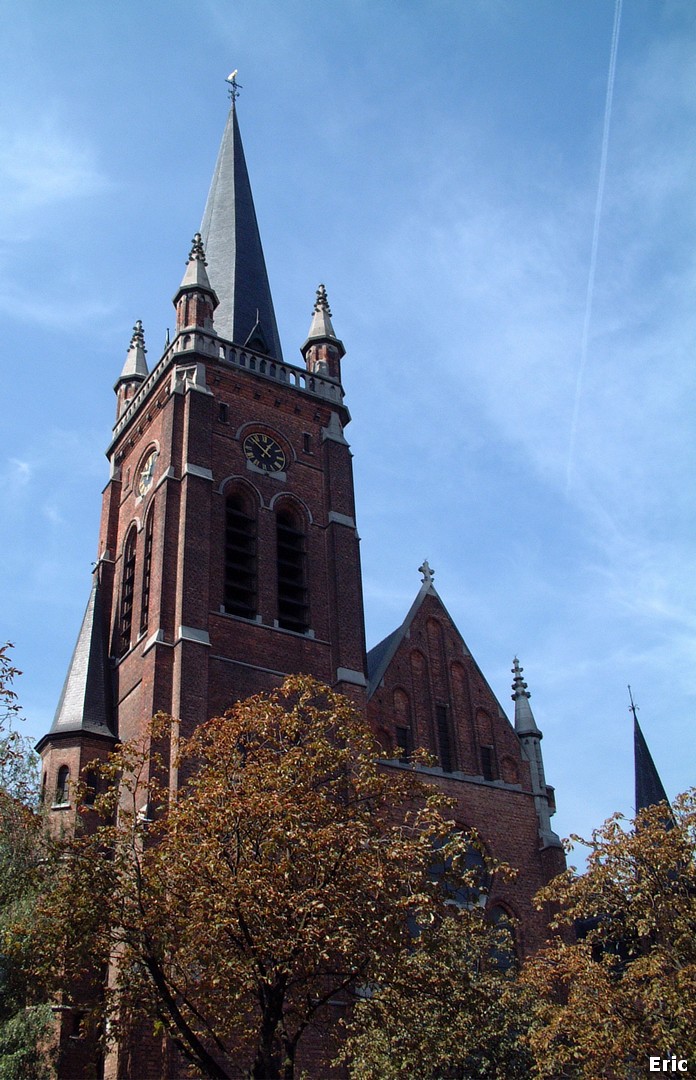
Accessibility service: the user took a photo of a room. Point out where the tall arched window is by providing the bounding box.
[488,905,518,971]
[119,526,137,655]
[276,508,309,633]
[55,765,70,806]
[140,507,155,635]
[224,493,257,619]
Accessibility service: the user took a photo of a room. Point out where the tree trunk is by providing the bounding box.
[251,984,286,1079]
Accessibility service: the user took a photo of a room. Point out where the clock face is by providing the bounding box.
[137,450,158,496]
[243,432,286,473]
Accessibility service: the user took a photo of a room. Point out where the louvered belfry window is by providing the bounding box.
[119,526,137,655]
[140,508,154,634]
[276,510,309,633]
[224,494,257,619]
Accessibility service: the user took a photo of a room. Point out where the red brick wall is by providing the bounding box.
[367,590,563,956]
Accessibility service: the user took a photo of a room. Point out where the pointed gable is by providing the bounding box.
[367,569,529,789]
[200,103,283,359]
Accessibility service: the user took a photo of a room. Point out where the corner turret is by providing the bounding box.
[114,321,148,418]
[301,284,345,382]
[512,657,561,849]
[173,233,219,335]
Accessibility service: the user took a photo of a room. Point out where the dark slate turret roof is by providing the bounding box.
[634,715,669,812]
[37,577,115,749]
[200,103,283,360]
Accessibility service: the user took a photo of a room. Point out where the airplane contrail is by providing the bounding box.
[566,0,623,494]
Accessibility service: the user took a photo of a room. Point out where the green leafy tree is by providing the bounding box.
[340,904,532,1079]
[26,676,485,1079]
[0,644,54,1080]
[523,791,696,1078]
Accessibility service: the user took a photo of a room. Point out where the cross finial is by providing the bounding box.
[628,684,639,722]
[419,559,434,585]
[225,70,242,102]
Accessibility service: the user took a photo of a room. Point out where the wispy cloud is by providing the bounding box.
[0,111,107,224]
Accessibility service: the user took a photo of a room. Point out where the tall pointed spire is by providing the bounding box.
[200,99,283,360]
[629,687,669,812]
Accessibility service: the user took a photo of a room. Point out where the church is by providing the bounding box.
[36,84,566,1078]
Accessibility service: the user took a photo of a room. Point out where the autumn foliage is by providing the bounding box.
[25,676,490,1078]
[12,667,696,1079]
[522,791,696,1078]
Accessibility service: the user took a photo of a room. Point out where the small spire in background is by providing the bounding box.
[630,686,670,814]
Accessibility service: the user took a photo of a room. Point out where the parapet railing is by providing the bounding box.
[112,330,343,445]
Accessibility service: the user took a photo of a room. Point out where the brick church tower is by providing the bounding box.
[37,86,564,1078]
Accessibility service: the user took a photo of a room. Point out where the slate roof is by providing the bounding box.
[37,577,115,749]
[200,103,283,360]
[634,715,669,812]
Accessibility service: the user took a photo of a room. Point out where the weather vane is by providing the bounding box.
[225,70,242,102]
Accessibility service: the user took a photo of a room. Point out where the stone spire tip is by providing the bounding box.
[188,233,208,265]
[116,320,148,387]
[177,234,216,297]
[512,657,541,735]
[313,283,332,318]
[305,282,338,341]
[130,320,146,352]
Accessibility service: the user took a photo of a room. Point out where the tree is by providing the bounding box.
[26,676,480,1079]
[0,644,54,1080]
[340,904,532,1079]
[523,791,696,1078]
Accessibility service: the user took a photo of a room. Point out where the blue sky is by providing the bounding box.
[1,0,694,854]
